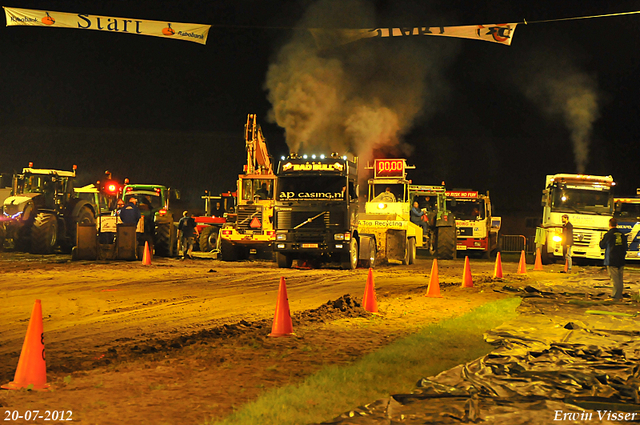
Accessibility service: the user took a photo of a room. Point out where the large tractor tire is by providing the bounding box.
[220,238,238,261]
[199,226,219,252]
[154,222,175,257]
[435,226,456,260]
[276,252,293,268]
[30,213,58,254]
[341,239,358,270]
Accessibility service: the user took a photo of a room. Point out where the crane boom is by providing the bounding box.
[245,114,273,175]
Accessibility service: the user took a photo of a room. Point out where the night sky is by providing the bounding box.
[1,0,639,215]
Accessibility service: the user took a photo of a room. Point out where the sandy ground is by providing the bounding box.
[0,251,623,424]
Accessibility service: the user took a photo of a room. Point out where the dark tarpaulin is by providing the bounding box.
[318,276,640,424]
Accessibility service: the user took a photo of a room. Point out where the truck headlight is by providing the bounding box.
[334,233,345,241]
[276,233,287,241]
[377,203,387,210]
[552,235,562,243]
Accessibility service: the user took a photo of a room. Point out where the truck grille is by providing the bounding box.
[236,205,262,230]
[573,232,593,246]
[276,210,344,230]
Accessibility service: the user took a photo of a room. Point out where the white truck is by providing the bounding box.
[446,190,501,258]
[535,173,615,264]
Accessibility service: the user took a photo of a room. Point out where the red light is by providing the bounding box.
[108,184,117,193]
[28,162,33,167]
[73,165,77,170]
[222,229,233,236]
[155,188,161,193]
[266,231,275,237]
[126,187,132,192]
[158,209,167,216]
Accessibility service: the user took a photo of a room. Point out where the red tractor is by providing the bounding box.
[193,190,236,252]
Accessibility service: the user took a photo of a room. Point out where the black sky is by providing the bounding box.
[1,0,639,213]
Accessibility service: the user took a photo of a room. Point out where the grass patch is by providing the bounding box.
[210,297,521,425]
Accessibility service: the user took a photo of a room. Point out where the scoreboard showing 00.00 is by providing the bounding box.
[374,159,405,178]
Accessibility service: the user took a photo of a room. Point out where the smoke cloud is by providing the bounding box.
[264,0,457,166]
[520,53,599,174]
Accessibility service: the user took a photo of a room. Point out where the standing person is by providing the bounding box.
[599,218,628,300]
[178,210,197,259]
[562,214,574,272]
[119,197,141,227]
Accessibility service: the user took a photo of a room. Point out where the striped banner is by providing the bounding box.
[3,7,210,45]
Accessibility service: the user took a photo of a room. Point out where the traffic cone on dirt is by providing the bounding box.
[517,250,527,274]
[425,259,442,297]
[362,268,379,313]
[461,256,473,288]
[534,248,544,271]
[564,257,569,273]
[268,277,294,337]
[142,241,152,265]
[493,252,503,279]
[2,300,49,391]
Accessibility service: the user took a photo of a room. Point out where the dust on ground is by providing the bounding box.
[0,252,623,424]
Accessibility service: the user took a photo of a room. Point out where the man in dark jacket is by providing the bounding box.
[599,218,628,300]
[562,214,573,272]
[178,210,197,259]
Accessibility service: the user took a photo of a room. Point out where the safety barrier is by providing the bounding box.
[499,235,533,253]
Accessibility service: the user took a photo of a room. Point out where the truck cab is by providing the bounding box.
[446,190,500,258]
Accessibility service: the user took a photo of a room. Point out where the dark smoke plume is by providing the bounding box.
[264,0,457,166]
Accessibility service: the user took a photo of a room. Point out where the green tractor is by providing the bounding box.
[1,164,96,253]
[121,183,180,257]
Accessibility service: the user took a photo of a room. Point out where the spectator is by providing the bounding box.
[410,201,429,237]
[562,214,574,272]
[599,218,628,300]
[178,210,197,259]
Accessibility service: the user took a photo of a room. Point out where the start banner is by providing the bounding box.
[3,7,211,45]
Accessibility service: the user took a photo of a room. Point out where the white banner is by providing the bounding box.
[4,7,211,45]
[311,23,518,49]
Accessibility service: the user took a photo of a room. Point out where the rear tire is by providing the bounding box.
[276,252,293,268]
[31,213,58,254]
[154,222,173,257]
[199,226,218,252]
[436,226,456,260]
[341,239,358,270]
[220,238,237,261]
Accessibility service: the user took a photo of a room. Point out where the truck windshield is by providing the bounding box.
[277,176,346,201]
[450,199,485,220]
[616,201,640,220]
[370,184,405,203]
[551,187,612,215]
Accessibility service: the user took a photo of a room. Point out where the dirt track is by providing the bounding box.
[0,252,593,424]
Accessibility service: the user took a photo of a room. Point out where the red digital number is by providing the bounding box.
[375,159,404,177]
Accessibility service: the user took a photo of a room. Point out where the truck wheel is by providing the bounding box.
[341,239,358,270]
[31,213,58,254]
[154,223,172,256]
[408,238,416,264]
[276,252,292,268]
[362,238,376,269]
[436,226,456,260]
[199,226,218,252]
[220,239,237,261]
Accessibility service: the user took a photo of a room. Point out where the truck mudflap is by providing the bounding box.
[73,223,137,260]
[386,229,407,263]
[358,235,376,268]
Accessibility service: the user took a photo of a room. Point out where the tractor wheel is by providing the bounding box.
[341,239,358,270]
[31,213,58,254]
[276,252,293,268]
[199,226,219,252]
[220,238,237,261]
[408,237,416,264]
[436,226,456,260]
[154,223,173,257]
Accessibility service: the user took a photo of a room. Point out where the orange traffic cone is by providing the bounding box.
[493,252,503,279]
[517,250,527,274]
[564,257,569,273]
[461,256,473,288]
[534,248,544,271]
[362,268,379,313]
[425,259,442,297]
[2,300,49,391]
[142,241,152,265]
[268,277,294,337]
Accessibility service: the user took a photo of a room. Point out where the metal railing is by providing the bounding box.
[499,235,536,254]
